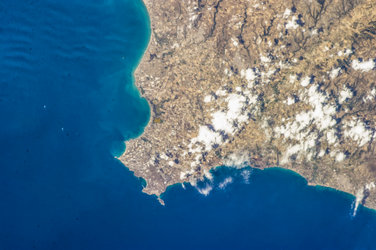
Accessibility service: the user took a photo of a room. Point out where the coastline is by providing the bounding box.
[120,0,376,211]
[123,0,153,142]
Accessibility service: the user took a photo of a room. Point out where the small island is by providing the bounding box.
[119,0,376,211]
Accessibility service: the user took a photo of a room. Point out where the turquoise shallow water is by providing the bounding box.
[1,0,376,249]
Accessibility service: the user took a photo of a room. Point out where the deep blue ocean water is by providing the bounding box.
[1,0,376,249]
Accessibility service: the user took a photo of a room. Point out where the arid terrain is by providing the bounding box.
[119,0,376,211]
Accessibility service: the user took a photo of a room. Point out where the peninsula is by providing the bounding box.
[119,0,376,210]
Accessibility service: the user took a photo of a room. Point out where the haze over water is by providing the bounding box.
[1,0,376,249]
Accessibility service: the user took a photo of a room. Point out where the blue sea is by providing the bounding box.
[1,0,376,249]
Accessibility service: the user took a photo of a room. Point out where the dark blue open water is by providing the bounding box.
[1,1,376,249]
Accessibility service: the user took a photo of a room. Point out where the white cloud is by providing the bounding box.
[286,96,295,105]
[245,68,256,82]
[241,169,251,183]
[289,74,297,83]
[191,126,223,151]
[281,144,301,164]
[226,94,246,120]
[196,184,213,196]
[335,152,346,162]
[300,76,310,87]
[352,59,375,72]
[204,95,213,103]
[216,89,227,96]
[344,119,372,147]
[232,38,238,47]
[224,151,249,168]
[260,55,271,63]
[330,67,341,79]
[212,111,234,134]
[218,177,233,189]
[204,169,213,181]
[326,129,337,145]
[286,16,299,29]
[339,87,353,104]
[283,8,291,18]
[353,183,375,216]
